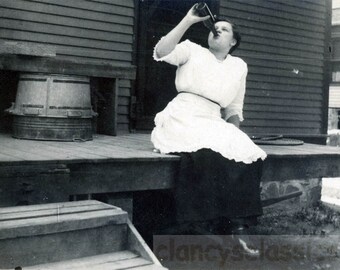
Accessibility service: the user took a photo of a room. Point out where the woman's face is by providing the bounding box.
[208,21,236,53]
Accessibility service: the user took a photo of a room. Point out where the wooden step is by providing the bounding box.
[22,251,166,270]
[0,200,166,269]
[0,200,128,268]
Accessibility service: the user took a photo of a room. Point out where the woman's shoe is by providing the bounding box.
[231,225,260,257]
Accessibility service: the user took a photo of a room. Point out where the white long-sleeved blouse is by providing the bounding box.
[153,39,247,121]
[151,39,267,164]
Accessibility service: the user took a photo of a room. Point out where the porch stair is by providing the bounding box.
[0,200,166,270]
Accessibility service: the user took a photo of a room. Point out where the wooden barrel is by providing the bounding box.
[7,73,95,141]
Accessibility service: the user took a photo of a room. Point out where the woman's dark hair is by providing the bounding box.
[215,16,241,54]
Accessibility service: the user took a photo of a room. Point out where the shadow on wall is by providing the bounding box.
[0,71,19,132]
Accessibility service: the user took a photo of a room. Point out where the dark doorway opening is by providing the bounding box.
[134,0,218,130]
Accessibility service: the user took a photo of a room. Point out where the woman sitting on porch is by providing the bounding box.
[151,4,267,256]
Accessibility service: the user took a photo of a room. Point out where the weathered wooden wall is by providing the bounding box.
[330,1,340,111]
[220,0,331,138]
[0,0,135,133]
[0,0,332,137]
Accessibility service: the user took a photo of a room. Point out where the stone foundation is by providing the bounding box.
[261,178,322,211]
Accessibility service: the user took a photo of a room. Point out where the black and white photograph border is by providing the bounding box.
[0,0,340,269]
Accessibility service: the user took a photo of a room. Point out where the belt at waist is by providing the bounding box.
[178,91,221,107]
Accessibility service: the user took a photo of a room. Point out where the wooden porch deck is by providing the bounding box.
[0,133,178,163]
[0,132,340,207]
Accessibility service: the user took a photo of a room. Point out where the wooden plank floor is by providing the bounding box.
[0,132,340,182]
[0,132,339,164]
[0,133,179,165]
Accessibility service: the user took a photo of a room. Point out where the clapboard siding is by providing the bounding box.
[248,66,323,81]
[224,1,325,30]
[246,89,323,101]
[118,79,131,131]
[245,96,321,108]
[244,111,322,122]
[247,59,323,74]
[267,0,325,12]
[119,96,130,106]
[0,18,133,43]
[237,18,324,41]
[0,0,135,133]
[0,31,132,61]
[243,127,321,134]
[151,22,324,49]
[220,0,330,135]
[247,82,323,94]
[0,9,134,37]
[241,36,323,54]
[27,0,134,13]
[248,74,323,87]
[247,104,322,115]
[244,119,321,128]
[90,0,134,6]
[0,0,134,20]
[0,6,134,59]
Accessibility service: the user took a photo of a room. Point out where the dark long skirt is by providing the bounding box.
[174,148,263,225]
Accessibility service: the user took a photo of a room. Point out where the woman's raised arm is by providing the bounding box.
[155,4,209,58]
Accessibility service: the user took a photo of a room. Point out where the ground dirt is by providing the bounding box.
[258,202,340,236]
[158,202,340,270]
[247,202,340,270]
